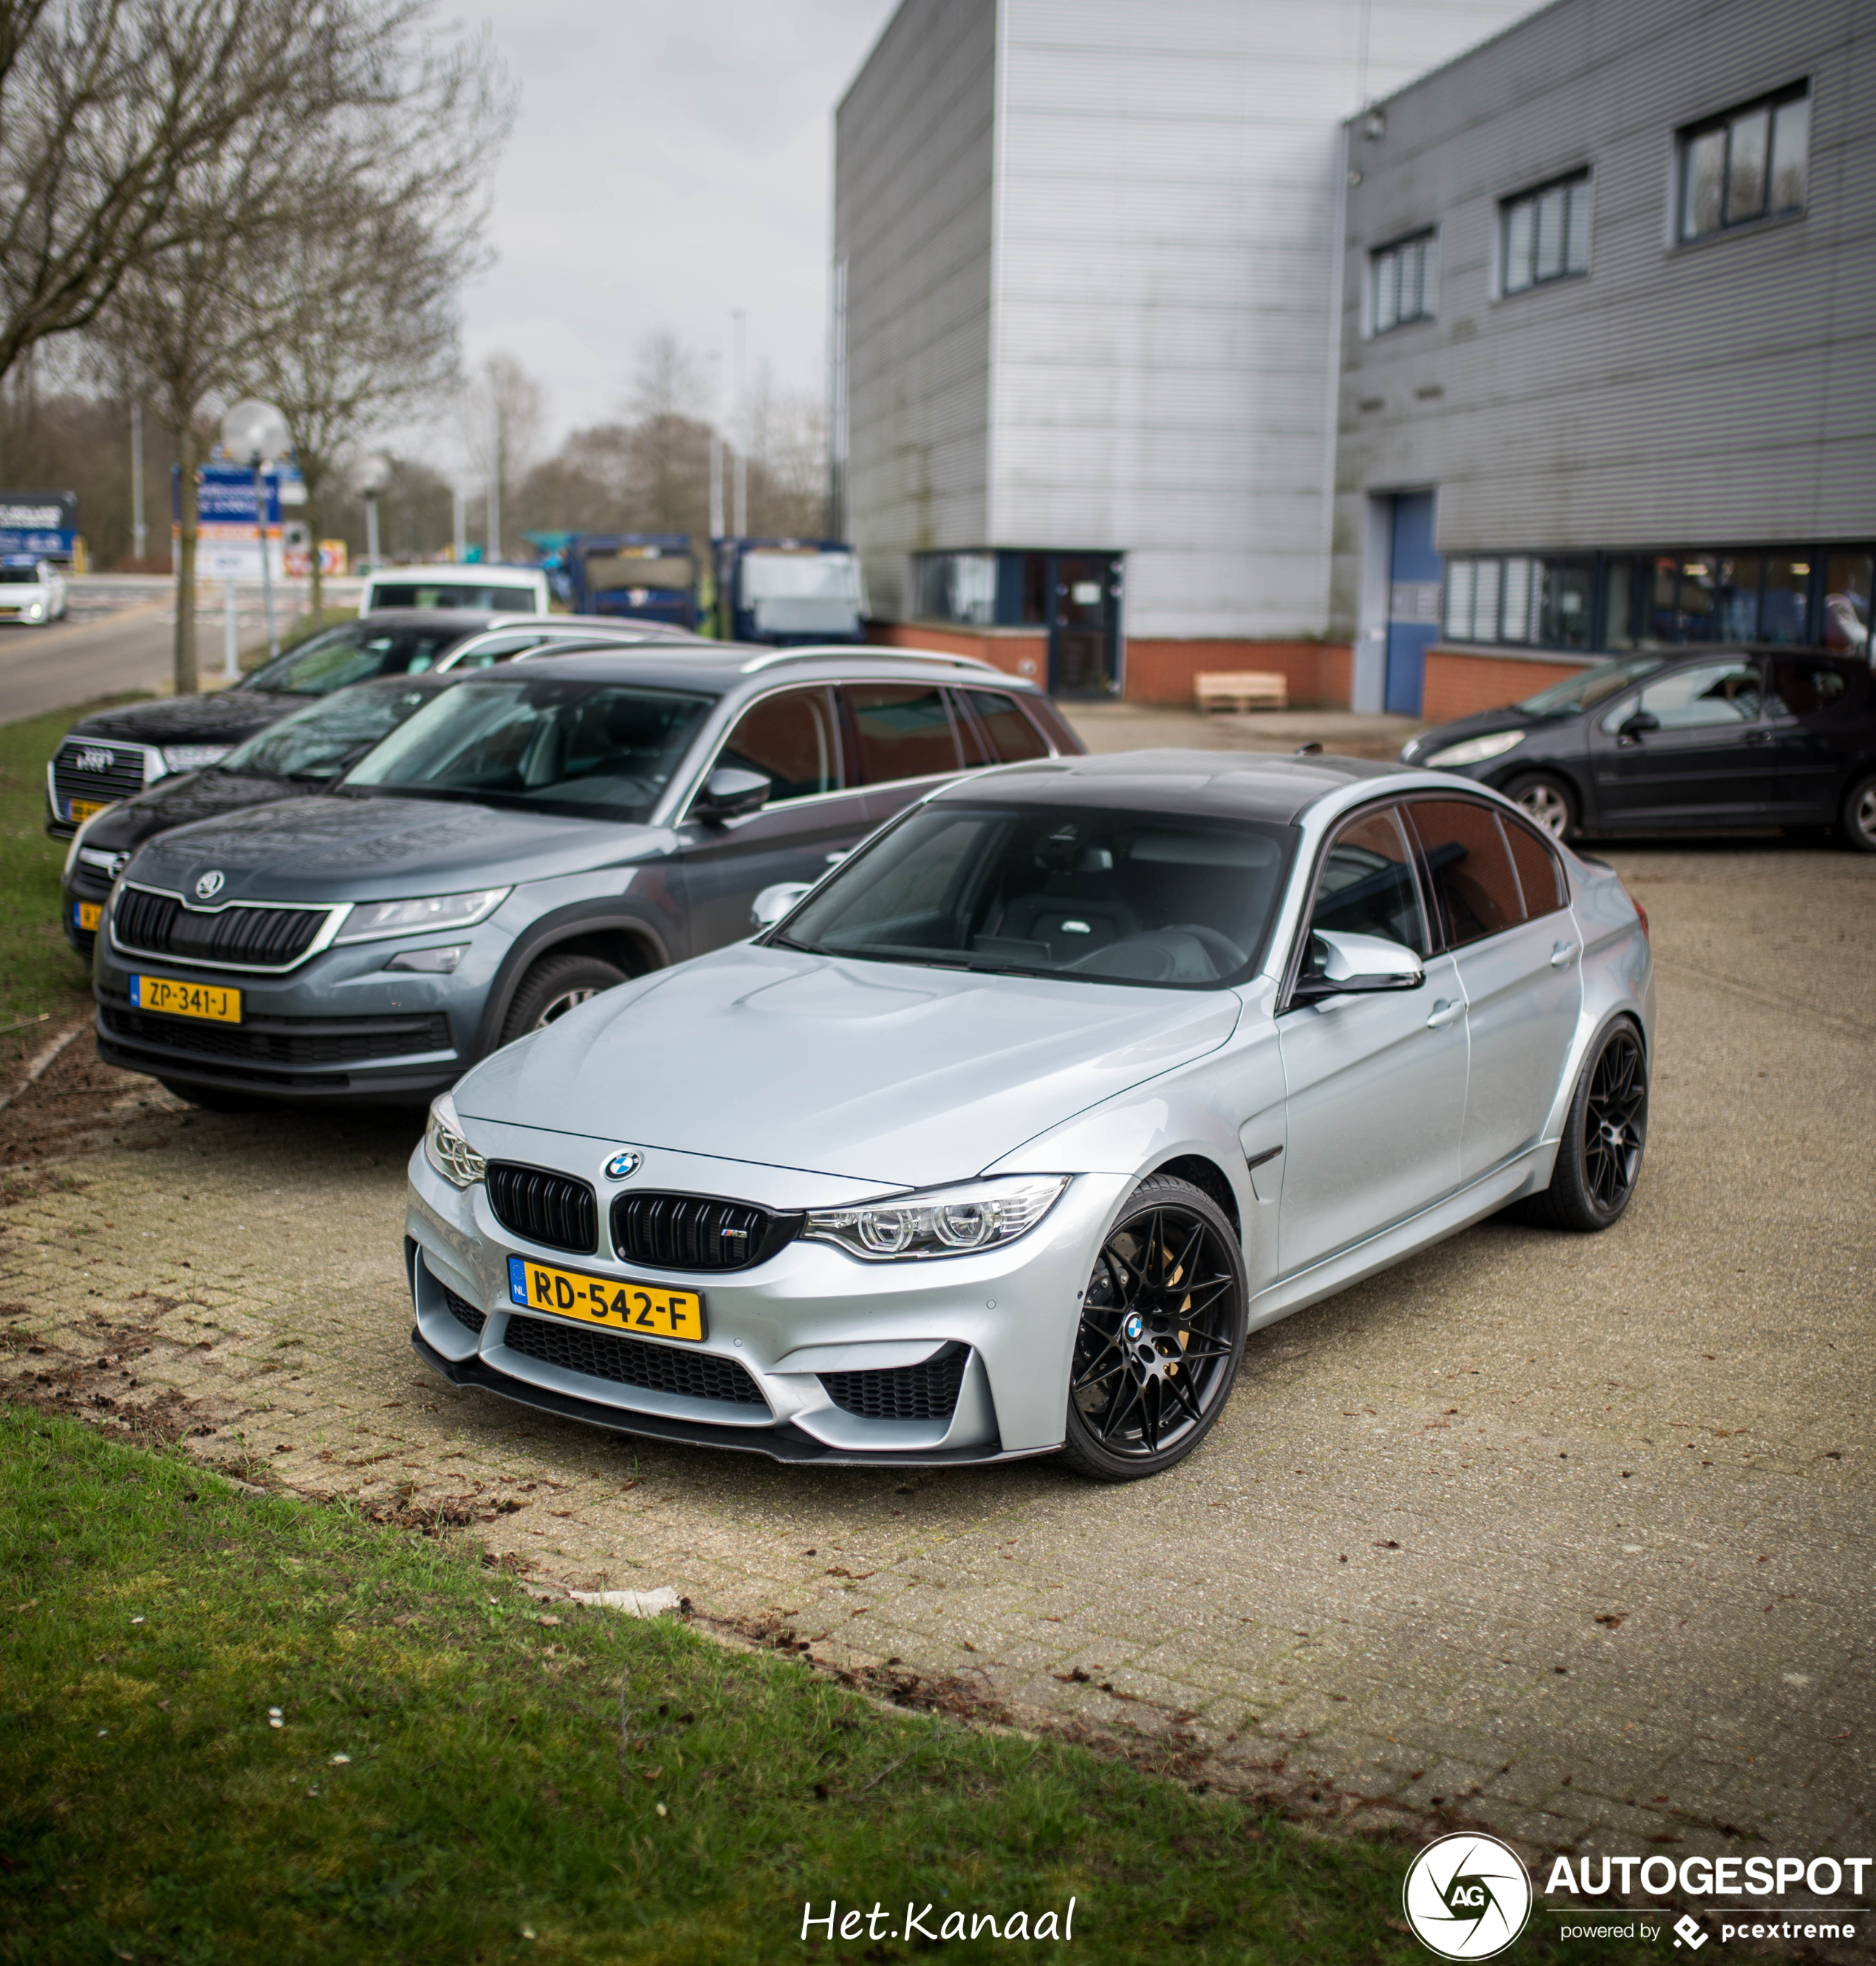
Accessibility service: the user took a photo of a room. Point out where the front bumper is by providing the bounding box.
[405,1131,1129,1463]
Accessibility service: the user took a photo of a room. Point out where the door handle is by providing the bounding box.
[1425,998,1465,1029]
[1550,941,1578,968]
[1744,729,1773,745]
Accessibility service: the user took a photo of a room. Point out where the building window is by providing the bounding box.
[1679,84,1809,242]
[911,551,996,627]
[1502,173,1590,293]
[1371,230,1438,333]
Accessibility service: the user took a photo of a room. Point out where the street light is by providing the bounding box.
[221,398,290,660]
[351,453,391,572]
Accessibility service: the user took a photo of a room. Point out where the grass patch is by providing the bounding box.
[0,697,148,1030]
[0,1410,1616,1962]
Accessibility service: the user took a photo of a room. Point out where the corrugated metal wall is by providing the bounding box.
[835,0,999,620]
[1331,0,1876,637]
[990,0,1533,640]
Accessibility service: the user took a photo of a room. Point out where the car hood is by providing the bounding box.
[455,942,1243,1188]
[69,691,304,747]
[1402,705,1553,759]
[123,792,668,904]
[75,770,316,855]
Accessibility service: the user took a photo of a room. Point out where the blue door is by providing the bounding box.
[1384,492,1442,716]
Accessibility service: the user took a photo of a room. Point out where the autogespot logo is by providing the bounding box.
[1403,1833,1534,1959]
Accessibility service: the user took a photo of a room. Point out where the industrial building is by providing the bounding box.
[831,0,1533,702]
[836,0,1876,716]
[1332,0,1875,718]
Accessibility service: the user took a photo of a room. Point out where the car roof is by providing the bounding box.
[350,609,510,631]
[925,747,1409,825]
[445,642,1050,694]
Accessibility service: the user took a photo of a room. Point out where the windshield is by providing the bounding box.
[218,679,444,781]
[0,566,47,584]
[741,552,861,603]
[342,677,716,822]
[585,554,694,593]
[776,802,1295,988]
[369,580,536,611]
[244,622,472,695]
[1519,654,1666,716]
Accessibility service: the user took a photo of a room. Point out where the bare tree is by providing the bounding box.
[744,360,829,538]
[0,0,338,386]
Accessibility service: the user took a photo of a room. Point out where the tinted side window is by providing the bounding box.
[959,689,1050,765]
[1501,814,1567,917]
[1767,660,1854,720]
[1408,800,1525,947]
[1600,659,1762,733]
[1309,806,1428,956]
[841,685,962,784]
[717,688,839,801]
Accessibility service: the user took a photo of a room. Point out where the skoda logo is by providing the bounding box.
[603,1149,643,1181]
[75,746,114,773]
[194,870,225,900]
[1401,1833,1532,1959]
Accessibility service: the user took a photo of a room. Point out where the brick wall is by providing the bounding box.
[1422,648,1596,724]
[866,623,1352,706]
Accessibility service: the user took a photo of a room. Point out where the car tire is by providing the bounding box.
[157,1078,261,1114]
[499,953,627,1043]
[1502,771,1578,842]
[1838,773,1876,854]
[1519,1018,1647,1233]
[1058,1174,1247,1482]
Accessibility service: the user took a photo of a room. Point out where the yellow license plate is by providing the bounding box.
[129,974,242,1022]
[506,1257,705,1343]
[75,901,101,931]
[67,798,108,824]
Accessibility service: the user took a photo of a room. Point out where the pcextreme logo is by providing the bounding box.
[1403,1833,1535,1958]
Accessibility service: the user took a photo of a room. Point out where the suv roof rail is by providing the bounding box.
[736,644,1005,677]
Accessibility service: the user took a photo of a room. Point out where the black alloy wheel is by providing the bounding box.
[1502,771,1577,842]
[1060,1174,1247,1482]
[1521,1018,1648,1232]
[499,953,628,1043]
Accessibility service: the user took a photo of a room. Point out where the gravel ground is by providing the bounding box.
[2,835,1870,1880]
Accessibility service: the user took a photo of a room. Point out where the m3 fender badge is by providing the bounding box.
[603,1150,643,1181]
[194,869,225,900]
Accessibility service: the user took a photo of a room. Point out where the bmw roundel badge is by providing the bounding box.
[194,869,225,900]
[604,1149,643,1181]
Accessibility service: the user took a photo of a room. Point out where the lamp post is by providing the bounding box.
[731,309,747,539]
[220,399,291,661]
[352,453,391,572]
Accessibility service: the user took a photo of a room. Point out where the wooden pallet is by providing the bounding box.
[1194,670,1289,713]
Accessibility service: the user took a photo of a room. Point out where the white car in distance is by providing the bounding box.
[0,558,69,626]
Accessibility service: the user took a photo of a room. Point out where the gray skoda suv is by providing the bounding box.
[92,645,1082,1106]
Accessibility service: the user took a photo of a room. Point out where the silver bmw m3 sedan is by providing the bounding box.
[405,749,1654,1480]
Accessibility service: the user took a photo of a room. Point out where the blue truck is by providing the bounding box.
[564,534,699,629]
[713,537,865,645]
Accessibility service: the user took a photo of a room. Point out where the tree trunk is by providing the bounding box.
[304,469,324,623]
[174,423,199,695]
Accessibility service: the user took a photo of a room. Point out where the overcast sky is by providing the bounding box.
[454,0,892,451]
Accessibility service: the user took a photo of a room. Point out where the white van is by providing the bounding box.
[359,564,551,615]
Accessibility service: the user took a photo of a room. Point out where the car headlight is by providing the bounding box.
[161,744,233,773]
[26,602,43,620]
[802,1175,1069,1261]
[336,888,510,945]
[1422,730,1526,769]
[424,1092,486,1188]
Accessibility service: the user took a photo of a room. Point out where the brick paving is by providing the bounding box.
[2,839,1871,1869]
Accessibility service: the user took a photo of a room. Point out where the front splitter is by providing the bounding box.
[411,1327,1046,1469]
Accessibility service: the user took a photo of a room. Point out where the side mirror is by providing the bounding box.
[750,881,812,931]
[694,765,770,822]
[1618,710,1660,741]
[1292,928,1425,1001]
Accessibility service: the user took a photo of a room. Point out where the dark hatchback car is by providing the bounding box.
[90,647,1084,1107]
[61,675,461,959]
[1402,647,1876,849]
[44,611,700,839]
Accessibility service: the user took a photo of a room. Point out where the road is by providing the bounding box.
[0,605,174,724]
[1,833,1871,1883]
